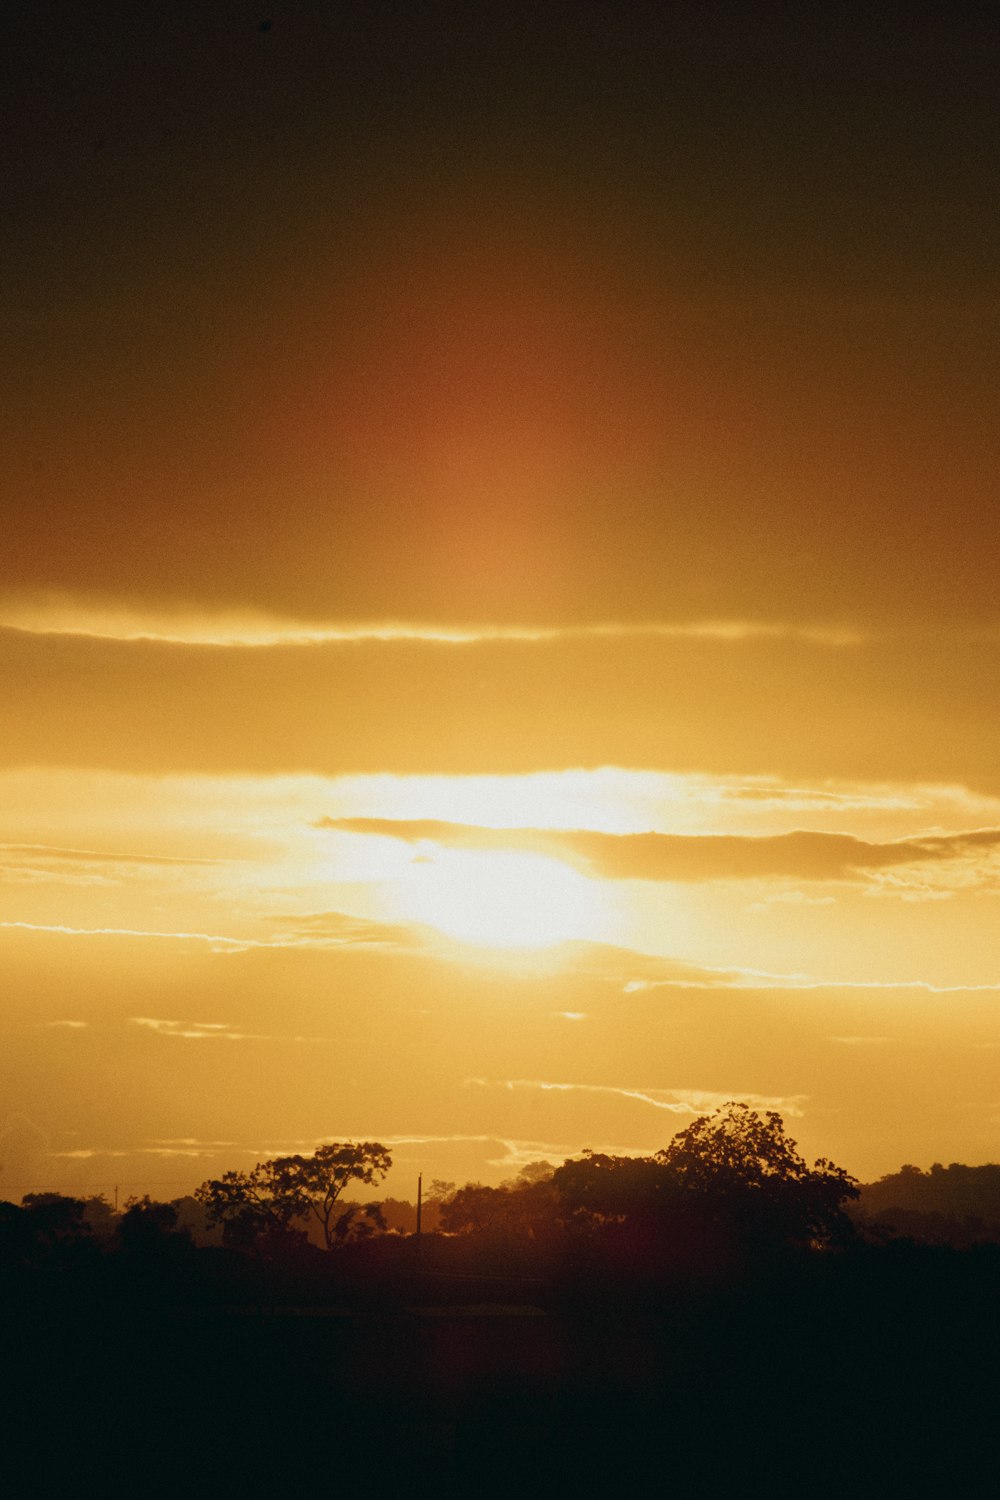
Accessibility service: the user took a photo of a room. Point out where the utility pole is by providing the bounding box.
[416,1173,422,1238]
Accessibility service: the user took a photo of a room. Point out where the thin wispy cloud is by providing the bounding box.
[0,911,426,957]
[0,596,866,649]
[10,917,1000,998]
[150,1137,237,1148]
[622,969,1000,996]
[465,1077,807,1118]
[12,598,1000,655]
[270,911,428,952]
[130,1017,269,1042]
[1,920,256,952]
[830,1036,891,1046]
[0,842,223,867]
[52,1143,235,1160]
[0,841,230,891]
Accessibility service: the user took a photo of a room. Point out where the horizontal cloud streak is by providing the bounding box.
[0,841,230,889]
[130,1017,269,1042]
[320,818,1000,887]
[0,596,865,648]
[4,626,999,789]
[0,842,222,867]
[466,1077,807,1118]
[1,911,428,957]
[0,920,256,952]
[270,912,429,953]
[8,919,1000,995]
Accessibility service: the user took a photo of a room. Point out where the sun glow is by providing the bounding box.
[400,847,601,950]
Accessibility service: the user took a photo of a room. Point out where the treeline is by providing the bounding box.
[6,1105,1000,1304]
[855,1162,1000,1247]
[6,1106,1000,1493]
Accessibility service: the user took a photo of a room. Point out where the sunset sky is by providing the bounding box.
[3,3,999,1203]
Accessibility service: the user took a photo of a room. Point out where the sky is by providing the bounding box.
[3,2,999,1203]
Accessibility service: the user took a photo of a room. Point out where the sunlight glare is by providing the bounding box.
[400,847,601,950]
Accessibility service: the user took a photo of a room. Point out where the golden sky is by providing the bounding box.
[3,4,999,1201]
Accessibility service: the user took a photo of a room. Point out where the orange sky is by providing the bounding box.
[3,4,999,1203]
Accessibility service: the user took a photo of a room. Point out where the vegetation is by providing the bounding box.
[195,1141,392,1251]
[856,1161,1000,1247]
[555,1102,858,1257]
[12,1109,1000,1277]
[4,1111,1000,1491]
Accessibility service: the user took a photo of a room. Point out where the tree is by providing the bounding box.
[19,1192,94,1246]
[424,1179,457,1205]
[196,1142,391,1252]
[438,1183,505,1236]
[654,1102,859,1250]
[553,1104,859,1261]
[439,1175,559,1242]
[118,1195,190,1253]
[552,1151,670,1231]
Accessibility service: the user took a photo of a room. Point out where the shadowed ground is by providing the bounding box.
[5,1246,998,1496]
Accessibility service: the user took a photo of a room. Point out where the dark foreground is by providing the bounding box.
[5,1244,999,1497]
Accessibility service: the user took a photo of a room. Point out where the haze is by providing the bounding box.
[3,3,998,1202]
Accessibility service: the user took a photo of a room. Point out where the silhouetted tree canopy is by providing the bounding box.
[656,1102,859,1248]
[119,1195,192,1254]
[857,1161,1000,1246]
[19,1192,94,1246]
[196,1142,391,1252]
[552,1103,858,1261]
[439,1166,559,1241]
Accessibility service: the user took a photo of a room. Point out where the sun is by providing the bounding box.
[400,847,600,951]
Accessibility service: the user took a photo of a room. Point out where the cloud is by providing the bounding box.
[0,865,119,889]
[0,595,866,648]
[372,1134,596,1175]
[9,914,1000,998]
[7,625,1000,789]
[466,1077,807,1118]
[748,891,838,911]
[149,1138,236,1148]
[51,1148,129,1161]
[0,841,227,890]
[1,920,256,952]
[44,1019,89,1030]
[545,940,1000,995]
[830,1036,891,1046]
[0,842,221,868]
[129,1017,269,1042]
[269,911,428,952]
[51,1143,237,1160]
[320,817,1000,890]
[0,910,424,957]
[617,960,1000,996]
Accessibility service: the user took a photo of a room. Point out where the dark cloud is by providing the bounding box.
[320,818,1000,885]
[3,627,999,789]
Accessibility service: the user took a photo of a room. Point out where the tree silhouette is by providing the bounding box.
[119,1195,189,1252]
[196,1142,391,1251]
[655,1102,859,1250]
[553,1103,859,1262]
[437,1172,558,1243]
